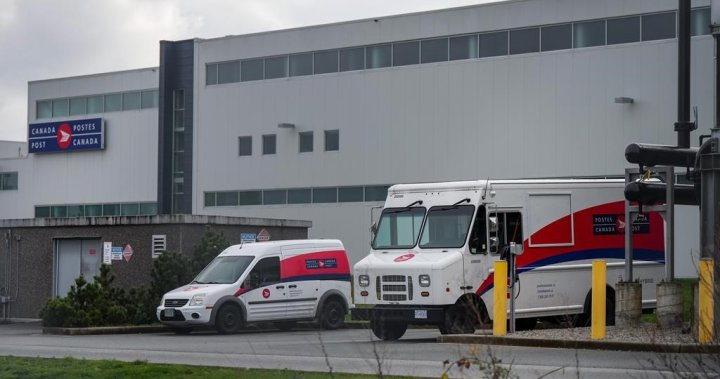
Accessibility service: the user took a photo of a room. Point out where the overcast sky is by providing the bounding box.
[0,0,500,142]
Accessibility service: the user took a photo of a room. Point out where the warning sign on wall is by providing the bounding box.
[123,244,134,262]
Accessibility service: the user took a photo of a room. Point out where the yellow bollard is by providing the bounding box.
[493,260,508,336]
[592,260,606,340]
[699,258,714,344]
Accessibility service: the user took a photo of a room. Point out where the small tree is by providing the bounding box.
[191,227,229,273]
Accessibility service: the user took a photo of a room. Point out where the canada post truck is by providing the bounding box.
[158,239,351,334]
[352,179,664,340]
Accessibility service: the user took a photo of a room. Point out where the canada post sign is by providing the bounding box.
[28,118,104,154]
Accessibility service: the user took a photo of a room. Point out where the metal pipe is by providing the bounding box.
[676,0,693,148]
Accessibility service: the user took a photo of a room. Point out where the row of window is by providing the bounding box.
[0,172,18,191]
[204,185,391,207]
[239,130,339,156]
[36,89,159,120]
[206,8,711,86]
[35,202,158,218]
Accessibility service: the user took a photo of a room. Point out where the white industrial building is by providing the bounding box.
[0,0,714,278]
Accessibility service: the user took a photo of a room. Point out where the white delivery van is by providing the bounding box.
[352,179,665,340]
[157,239,352,334]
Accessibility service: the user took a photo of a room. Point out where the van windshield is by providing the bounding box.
[419,205,475,249]
[193,255,254,284]
[372,207,426,249]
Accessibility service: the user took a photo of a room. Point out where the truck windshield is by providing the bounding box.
[372,207,426,249]
[419,205,475,249]
[193,255,254,284]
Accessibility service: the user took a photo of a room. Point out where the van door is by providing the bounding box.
[240,256,286,322]
[281,247,319,319]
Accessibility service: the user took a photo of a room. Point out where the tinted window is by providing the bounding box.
[206,64,218,85]
[122,92,141,110]
[245,257,280,287]
[69,98,87,115]
[216,191,239,206]
[262,134,276,155]
[324,130,339,151]
[510,28,539,54]
[239,136,252,156]
[642,12,676,41]
[339,47,365,71]
[421,38,448,63]
[339,186,364,202]
[52,99,69,117]
[541,24,572,51]
[574,20,605,48]
[0,172,18,190]
[37,100,52,119]
[139,203,157,215]
[290,53,313,76]
[86,204,103,216]
[239,191,262,205]
[241,59,264,81]
[104,94,122,112]
[314,50,338,74]
[263,190,287,205]
[366,44,391,69]
[691,8,711,36]
[35,206,50,218]
[299,131,313,152]
[264,56,288,79]
[121,203,140,216]
[103,204,120,216]
[141,90,158,109]
[217,61,240,84]
[313,188,337,203]
[393,41,419,66]
[288,188,311,204]
[204,192,216,207]
[479,31,508,57]
[450,35,479,60]
[87,95,104,113]
[365,185,389,201]
[607,16,640,45]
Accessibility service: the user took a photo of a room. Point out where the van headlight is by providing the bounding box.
[189,293,206,306]
[358,275,370,287]
[419,274,431,287]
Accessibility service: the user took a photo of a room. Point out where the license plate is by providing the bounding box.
[414,309,427,319]
[163,308,175,317]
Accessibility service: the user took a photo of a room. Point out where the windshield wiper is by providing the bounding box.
[190,280,204,284]
[383,200,424,214]
[437,198,471,210]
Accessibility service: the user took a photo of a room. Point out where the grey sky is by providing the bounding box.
[0,0,499,142]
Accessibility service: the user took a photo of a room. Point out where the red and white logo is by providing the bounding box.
[616,216,626,232]
[257,229,271,241]
[262,288,271,299]
[394,253,415,262]
[123,244,134,262]
[57,123,72,149]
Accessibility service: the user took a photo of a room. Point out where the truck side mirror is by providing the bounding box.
[489,236,499,253]
[488,215,499,253]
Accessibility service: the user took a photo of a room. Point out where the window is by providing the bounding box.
[104,93,122,112]
[478,31,508,57]
[339,47,365,71]
[241,58,264,81]
[204,192,216,207]
[263,189,287,205]
[36,100,52,119]
[238,136,252,156]
[69,98,87,116]
[262,134,276,155]
[51,206,67,218]
[450,35,479,60]
[365,185,389,201]
[264,56,288,79]
[607,16,640,45]
[87,95,104,113]
[141,90,158,109]
[244,257,280,288]
[290,53,313,77]
[510,28,539,54]
[122,92,141,110]
[52,99,69,117]
[197,255,254,285]
[217,191,239,206]
[35,206,50,218]
[121,203,140,216]
[419,205,475,248]
[541,24,572,51]
[0,172,18,190]
[314,50,339,74]
[366,44,391,69]
[393,41,419,66]
[206,64,218,85]
[421,38,448,63]
[574,20,605,48]
[642,12,676,41]
[299,131,313,153]
[339,186,364,202]
[288,188,311,204]
[239,191,262,205]
[313,188,337,203]
[103,204,120,216]
[488,211,523,254]
[86,204,103,216]
[691,8,711,36]
[66,205,84,217]
[324,130,339,151]
[140,203,157,215]
[217,61,240,84]
[372,207,426,249]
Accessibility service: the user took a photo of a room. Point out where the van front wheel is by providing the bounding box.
[216,304,243,334]
[320,300,345,330]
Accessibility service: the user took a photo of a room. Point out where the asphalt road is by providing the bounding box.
[0,321,717,378]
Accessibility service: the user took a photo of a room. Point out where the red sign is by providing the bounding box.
[394,253,415,262]
[123,244,134,262]
[57,123,72,149]
[88,249,97,255]
[262,288,270,299]
[257,229,271,241]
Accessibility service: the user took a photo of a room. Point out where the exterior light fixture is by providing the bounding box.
[614,97,634,104]
[278,123,295,129]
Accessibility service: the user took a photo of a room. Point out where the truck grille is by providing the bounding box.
[164,299,188,307]
[377,275,413,302]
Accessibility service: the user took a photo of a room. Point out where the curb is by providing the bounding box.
[43,325,168,335]
[437,334,720,354]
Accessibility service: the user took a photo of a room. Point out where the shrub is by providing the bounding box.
[191,227,229,273]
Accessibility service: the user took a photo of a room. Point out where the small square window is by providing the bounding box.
[86,204,103,216]
[366,44,391,69]
[52,99,69,117]
[393,41,420,66]
[299,132,313,153]
[206,64,218,85]
[239,136,252,156]
[241,58,264,81]
[104,94,122,112]
[607,16,640,45]
[541,24,572,52]
[478,32,508,58]
[87,96,104,114]
[36,100,52,119]
[314,50,339,74]
[313,188,337,203]
[421,38,448,63]
[69,98,87,116]
[263,190,287,205]
[510,28,539,55]
[122,92,141,110]
[265,56,288,79]
[288,188,311,204]
[340,47,365,71]
[290,53,313,77]
[141,90,159,109]
[324,130,339,151]
[450,35,479,60]
[263,134,276,155]
[642,12,676,41]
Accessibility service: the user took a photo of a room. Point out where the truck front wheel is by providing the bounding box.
[370,317,407,341]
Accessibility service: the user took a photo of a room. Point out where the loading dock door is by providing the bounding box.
[55,239,102,297]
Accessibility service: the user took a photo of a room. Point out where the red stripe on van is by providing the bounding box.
[280,249,350,280]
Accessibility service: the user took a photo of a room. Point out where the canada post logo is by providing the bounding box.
[28,118,104,154]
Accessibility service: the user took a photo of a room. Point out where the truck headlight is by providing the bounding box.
[358,275,370,287]
[419,274,431,287]
[189,293,206,306]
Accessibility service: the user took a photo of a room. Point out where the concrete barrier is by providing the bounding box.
[657,281,683,329]
[616,282,642,327]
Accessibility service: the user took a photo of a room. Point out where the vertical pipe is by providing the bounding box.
[677,0,692,148]
[666,167,675,281]
[699,258,715,343]
[493,260,507,336]
[624,170,634,282]
[592,260,606,340]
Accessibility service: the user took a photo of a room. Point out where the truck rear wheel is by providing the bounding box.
[370,318,407,341]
